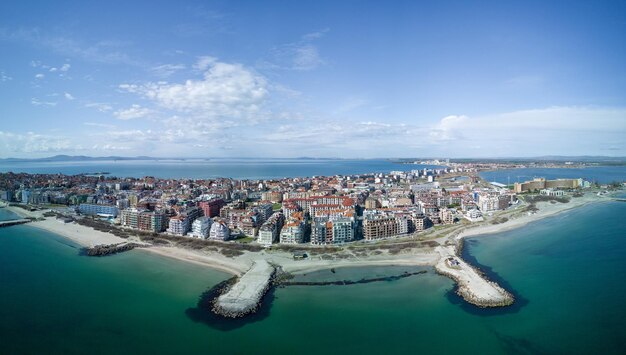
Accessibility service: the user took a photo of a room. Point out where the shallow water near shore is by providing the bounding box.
[1,198,625,354]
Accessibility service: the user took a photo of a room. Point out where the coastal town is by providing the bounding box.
[0,161,619,316]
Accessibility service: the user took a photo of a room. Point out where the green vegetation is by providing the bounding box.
[525,195,570,204]
[490,217,509,225]
[72,216,264,254]
[272,203,282,211]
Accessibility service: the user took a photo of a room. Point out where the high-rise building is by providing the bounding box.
[363,211,408,240]
[280,221,305,244]
[258,212,285,247]
[198,199,225,218]
[167,216,187,236]
[330,217,354,244]
[78,203,119,217]
[209,219,231,241]
[190,216,213,239]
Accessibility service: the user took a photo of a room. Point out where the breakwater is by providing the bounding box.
[0,219,31,228]
[279,270,427,286]
[435,245,514,308]
[212,260,276,318]
[82,242,146,256]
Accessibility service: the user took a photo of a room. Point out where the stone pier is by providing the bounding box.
[214,260,275,317]
[0,219,31,228]
[435,246,514,307]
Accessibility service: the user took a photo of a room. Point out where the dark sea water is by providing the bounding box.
[0,158,438,180]
[480,166,626,184]
[1,196,625,354]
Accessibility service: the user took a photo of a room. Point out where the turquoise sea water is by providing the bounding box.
[0,159,440,180]
[480,166,626,184]
[1,197,625,354]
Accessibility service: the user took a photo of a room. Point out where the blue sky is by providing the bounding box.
[0,0,625,158]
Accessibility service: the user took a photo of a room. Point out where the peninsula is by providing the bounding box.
[0,163,622,315]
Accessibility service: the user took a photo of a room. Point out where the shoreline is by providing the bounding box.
[3,190,620,312]
[140,246,247,276]
[454,192,614,241]
[8,192,614,276]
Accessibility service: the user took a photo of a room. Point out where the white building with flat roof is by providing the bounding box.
[190,216,213,239]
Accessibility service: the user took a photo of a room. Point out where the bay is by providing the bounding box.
[480,166,626,184]
[0,158,438,180]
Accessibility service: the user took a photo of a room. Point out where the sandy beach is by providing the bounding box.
[455,193,613,241]
[142,246,249,276]
[28,218,130,248]
[4,190,616,306]
[2,204,44,219]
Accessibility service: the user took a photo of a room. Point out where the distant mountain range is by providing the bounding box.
[0,155,158,163]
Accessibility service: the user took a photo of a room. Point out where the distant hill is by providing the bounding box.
[0,155,157,163]
[1,155,624,164]
[0,155,346,162]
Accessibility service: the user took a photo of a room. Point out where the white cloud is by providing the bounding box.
[84,102,113,112]
[7,30,141,66]
[35,73,44,79]
[0,131,74,154]
[428,115,469,141]
[333,97,368,115]
[60,63,71,71]
[120,58,267,121]
[31,98,56,106]
[64,92,75,100]
[257,106,626,157]
[0,71,11,82]
[193,56,217,71]
[150,63,185,77]
[292,44,324,70]
[261,30,327,71]
[302,28,329,41]
[421,107,626,156]
[84,122,116,129]
[113,104,154,120]
[91,144,130,151]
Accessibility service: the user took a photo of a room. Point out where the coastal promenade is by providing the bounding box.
[214,260,275,317]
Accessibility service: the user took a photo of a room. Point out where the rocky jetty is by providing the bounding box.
[83,242,145,256]
[279,270,427,286]
[0,219,31,228]
[213,260,275,318]
[435,245,514,308]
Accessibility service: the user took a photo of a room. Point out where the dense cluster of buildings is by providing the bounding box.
[0,167,589,247]
[513,178,589,193]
